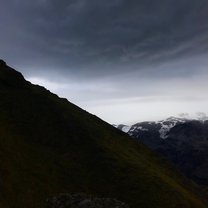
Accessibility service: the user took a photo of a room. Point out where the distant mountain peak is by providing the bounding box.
[164,116,189,122]
[115,116,207,140]
[115,116,208,187]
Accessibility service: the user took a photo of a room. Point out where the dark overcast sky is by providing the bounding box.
[1,0,208,123]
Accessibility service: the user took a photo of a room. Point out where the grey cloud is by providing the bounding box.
[1,0,208,78]
[2,0,208,123]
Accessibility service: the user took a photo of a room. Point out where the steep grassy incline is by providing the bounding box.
[0,62,207,208]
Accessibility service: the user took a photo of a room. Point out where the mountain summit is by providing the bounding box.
[0,59,6,66]
[0,61,207,208]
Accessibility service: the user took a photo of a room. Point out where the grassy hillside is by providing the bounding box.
[0,61,207,208]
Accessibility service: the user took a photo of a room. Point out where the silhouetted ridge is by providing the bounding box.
[0,59,6,66]
[0,59,26,88]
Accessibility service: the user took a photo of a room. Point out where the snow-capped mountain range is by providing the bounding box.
[114,116,206,139]
[114,116,208,187]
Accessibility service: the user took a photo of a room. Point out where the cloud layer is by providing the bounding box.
[1,0,208,123]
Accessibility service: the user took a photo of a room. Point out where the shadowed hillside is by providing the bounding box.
[115,117,208,188]
[0,60,207,208]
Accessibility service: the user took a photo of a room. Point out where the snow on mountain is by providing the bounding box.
[128,125,149,136]
[156,117,187,139]
[114,116,208,187]
[113,124,131,133]
[121,125,131,133]
[115,117,190,139]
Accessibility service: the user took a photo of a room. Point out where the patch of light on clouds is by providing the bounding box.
[87,99,208,125]
[28,77,68,91]
[27,76,120,104]
[26,70,208,125]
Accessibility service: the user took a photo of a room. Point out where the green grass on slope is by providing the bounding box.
[0,65,207,208]
[0,124,207,208]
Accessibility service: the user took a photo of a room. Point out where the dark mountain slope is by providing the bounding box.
[0,60,207,208]
[115,118,208,187]
[162,121,208,186]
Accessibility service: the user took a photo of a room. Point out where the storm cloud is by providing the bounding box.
[1,0,208,123]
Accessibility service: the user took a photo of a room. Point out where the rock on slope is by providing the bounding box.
[47,194,129,208]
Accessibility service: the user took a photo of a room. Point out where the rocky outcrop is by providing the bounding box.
[0,59,6,66]
[47,194,129,208]
[0,59,27,88]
